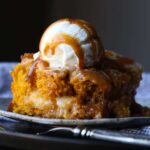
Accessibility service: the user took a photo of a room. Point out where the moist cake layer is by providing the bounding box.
[9,50,144,119]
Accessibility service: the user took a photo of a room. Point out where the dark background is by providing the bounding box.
[0,0,150,71]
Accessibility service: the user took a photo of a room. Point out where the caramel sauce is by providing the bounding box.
[105,50,134,65]
[26,58,49,85]
[73,19,100,62]
[81,70,111,92]
[105,50,114,57]
[26,59,39,85]
[44,33,84,68]
[27,60,38,78]
[117,56,134,65]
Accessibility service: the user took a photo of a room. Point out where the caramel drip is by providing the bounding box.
[26,59,39,85]
[105,50,114,57]
[27,61,38,78]
[81,70,111,92]
[105,51,134,65]
[74,20,98,62]
[117,56,134,65]
[26,59,49,84]
[44,33,84,68]
[72,19,104,63]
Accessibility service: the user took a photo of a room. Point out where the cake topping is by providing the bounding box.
[38,18,104,69]
[104,50,142,71]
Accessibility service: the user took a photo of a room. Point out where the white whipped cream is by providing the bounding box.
[38,19,103,69]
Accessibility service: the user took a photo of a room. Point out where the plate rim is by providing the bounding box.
[0,110,150,126]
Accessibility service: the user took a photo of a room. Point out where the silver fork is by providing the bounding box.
[37,126,150,147]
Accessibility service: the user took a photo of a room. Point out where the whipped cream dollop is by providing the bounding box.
[37,19,104,69]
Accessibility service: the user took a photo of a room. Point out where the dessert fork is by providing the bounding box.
[37,126,150,147]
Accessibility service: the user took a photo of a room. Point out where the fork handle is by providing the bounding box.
[73,127,150,146]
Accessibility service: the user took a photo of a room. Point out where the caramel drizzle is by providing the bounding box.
[117,56,134,65]
[105,51,134,65]
[26,58,49,84]
[74,20,98,62]
[26,59,39,84]
[27,60,38,78]
[44,33,84,69]
[72,19,104,63]
[81,70,111,92]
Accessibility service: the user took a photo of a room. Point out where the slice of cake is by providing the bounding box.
[9,19,144,119]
